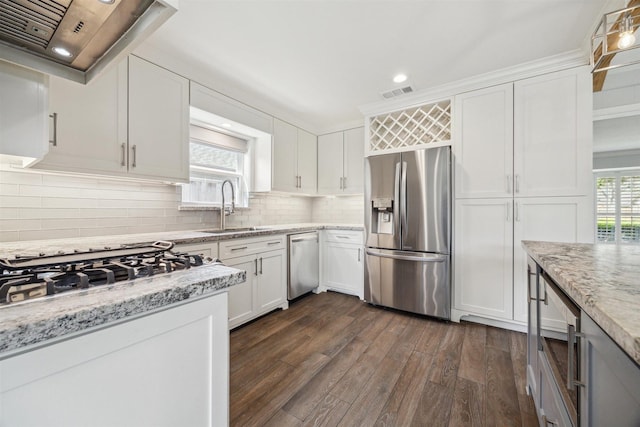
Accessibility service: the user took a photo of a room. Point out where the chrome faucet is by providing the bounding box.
[220,179,236,230]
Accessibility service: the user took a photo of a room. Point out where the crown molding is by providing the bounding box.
[358,50,589,118]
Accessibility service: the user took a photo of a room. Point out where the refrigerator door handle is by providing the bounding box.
[365,248,447,263]
[394,161,402,246]
[400,161,408,239]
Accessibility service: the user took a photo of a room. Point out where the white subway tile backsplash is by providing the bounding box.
[1,168,364,242]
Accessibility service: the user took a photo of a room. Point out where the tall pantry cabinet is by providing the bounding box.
[452,66,594,326]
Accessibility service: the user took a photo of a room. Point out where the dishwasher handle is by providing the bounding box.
[290,233,318,243]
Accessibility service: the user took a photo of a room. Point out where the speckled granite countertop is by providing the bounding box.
[0,264,246,357]
[0,223,363,258]
[522,241,640,365]
[0,224,361,356]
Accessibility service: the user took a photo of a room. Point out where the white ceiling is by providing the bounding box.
[140,0,612,133]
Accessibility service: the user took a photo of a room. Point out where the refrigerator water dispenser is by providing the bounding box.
[371,197,394,234]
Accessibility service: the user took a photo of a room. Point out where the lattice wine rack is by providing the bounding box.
[368,99,452,153]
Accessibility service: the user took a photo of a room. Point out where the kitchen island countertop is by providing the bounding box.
[522,241,640,365]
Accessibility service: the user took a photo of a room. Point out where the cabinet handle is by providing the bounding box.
[120,143,126,167]
[254,258,258,276]
[231,246,248,251]
[358,248,361,262]
[343,176,347,189]
[567,324,585,390]
[259,257,263,275]
[527,266,536,303]
[506,175,512,194]
[131,144,137,168]
[336,235,350,239]
[515,202,520,222]
[49,113,58,146]
[339,177,343,189]
[515,174,520,194]
[298,176,302,188]
[542,415,558,426]
[267,241,281,246]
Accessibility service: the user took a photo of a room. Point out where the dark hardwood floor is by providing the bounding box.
[230,291,538,427]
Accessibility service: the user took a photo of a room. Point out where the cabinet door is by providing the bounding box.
[512,197,593,323]
[128,56,190,183]
[0,61,48,159]
[256,250,286,313]
[35,61,127,174]
[297,129,317,194]
[454,83,513,198]
[323,242,363,298]
[454,199,513,320]
[514,67,592,197]
[317,131,344,194]
[343,127,365,194]
[225,255,256,329]
[272,118,298,192]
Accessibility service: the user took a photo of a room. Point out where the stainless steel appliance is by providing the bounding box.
[364,146,451,319]
[288,231,319,300]
[0,0,176,84]
[0,241,211,304]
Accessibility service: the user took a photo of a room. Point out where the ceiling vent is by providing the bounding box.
[381,85,414,99]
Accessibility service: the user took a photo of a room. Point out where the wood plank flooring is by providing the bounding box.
[230,292,538,427]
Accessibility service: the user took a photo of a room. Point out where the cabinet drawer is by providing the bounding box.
[219,235,285,259]
[174,243,218,260]
[325,229,363,245]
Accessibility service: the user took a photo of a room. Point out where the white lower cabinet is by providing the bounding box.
[0,293,229,427]
[321,230,364,299]
[220,236,287,329]
[453,196,592,326]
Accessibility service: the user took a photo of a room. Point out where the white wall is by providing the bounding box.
[0,166,363,242]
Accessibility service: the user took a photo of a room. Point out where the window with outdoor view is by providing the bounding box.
[595,172,640,244]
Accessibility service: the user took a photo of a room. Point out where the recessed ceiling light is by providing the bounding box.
[393,74,408,83]
[221,123,232,128]
[52,47,72,57]
[97,0,115,4]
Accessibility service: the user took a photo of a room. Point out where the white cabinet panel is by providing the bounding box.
[454,83,513,198]
[297,128,317,193]
[174,242,219,259]
[318,127,364,195]
[321,229,364,299]
[128,55,189,182]
[512,197,593,323]
[343,127,365,194]
[226,255,257,328]
[317,131,344,194]
[454,199,514,320]
[514,67,592,197]
[272,119,316,193]
[256,250,286,312]
[0,61,48,159]
[0,293,229,427]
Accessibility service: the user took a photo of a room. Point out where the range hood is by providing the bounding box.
[0,0,177,84]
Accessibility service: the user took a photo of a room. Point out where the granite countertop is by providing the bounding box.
[0,264,246,357]
[0,223,364,258]
[0,223,361,356]
[522,241,640,365]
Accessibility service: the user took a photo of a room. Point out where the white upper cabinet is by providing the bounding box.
[36,61,127,174]
[32,56,190,182]
[317,127,364,195]
[0,61,48,159]
[454,83,514,199]
[272,118,317,194]
[514,67,592,197]
[128,56,189,182]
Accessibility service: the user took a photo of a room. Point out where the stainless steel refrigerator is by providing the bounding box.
[364,145,451,319]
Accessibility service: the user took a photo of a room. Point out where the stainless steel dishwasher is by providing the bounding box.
[288,231,319,299]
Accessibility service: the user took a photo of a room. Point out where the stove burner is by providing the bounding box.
[0,241,208,305]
